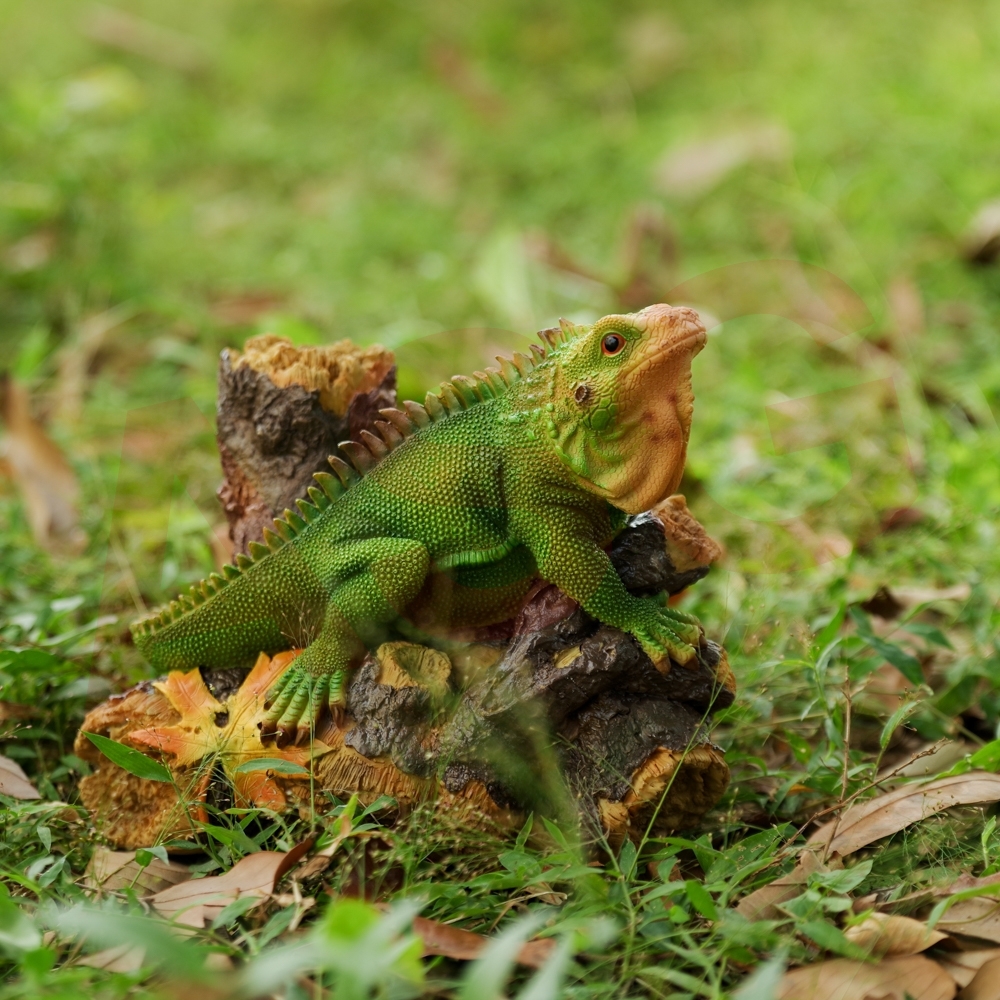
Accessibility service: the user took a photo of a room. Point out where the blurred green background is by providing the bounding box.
[1,0,998,657]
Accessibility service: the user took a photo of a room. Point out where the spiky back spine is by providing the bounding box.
[132,321,583,640]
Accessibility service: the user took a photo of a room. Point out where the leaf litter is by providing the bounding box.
[0,754,41,799]
[733,771,1000,997]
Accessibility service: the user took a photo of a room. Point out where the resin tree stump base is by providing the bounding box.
[77,336,734,849]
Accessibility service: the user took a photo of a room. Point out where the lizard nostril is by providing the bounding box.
[574,383,592,405]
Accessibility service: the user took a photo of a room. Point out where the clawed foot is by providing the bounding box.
[261,666,346,748]
[632,602,703,673]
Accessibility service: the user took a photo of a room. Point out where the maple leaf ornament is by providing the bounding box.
[129,650,331,810]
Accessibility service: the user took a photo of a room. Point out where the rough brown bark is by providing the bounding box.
[215,335,395,554]
[77,337,733,849]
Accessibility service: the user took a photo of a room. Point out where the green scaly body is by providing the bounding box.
[132,304,708,743]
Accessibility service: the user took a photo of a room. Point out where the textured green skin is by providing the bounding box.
[132,304,707,741]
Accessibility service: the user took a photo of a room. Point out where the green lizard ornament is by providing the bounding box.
[132,303,708,746]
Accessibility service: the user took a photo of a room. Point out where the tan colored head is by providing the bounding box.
[540,303,707,514]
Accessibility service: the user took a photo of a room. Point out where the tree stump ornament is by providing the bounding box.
[78,336,733,849]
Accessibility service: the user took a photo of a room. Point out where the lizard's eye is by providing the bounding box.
[601,333,626,356]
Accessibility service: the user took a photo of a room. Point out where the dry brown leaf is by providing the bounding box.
[85,847,192,895]
[937,898,1000,945]
[0,754,41,799]
[75,944,146,973]
[877,742,975,784]
[809,772,1000,858]
[149,843,309,927]
[961,200,1000,264]
[618,13,685,89]
[0,700,36,722]
[843,913,947,956]
[654,123,791,197]
[83,5,208,74]
[0,376,85,551]
[736,847,832,920]
[777,954,956,1000]
[891,584,972,609]
[3,231,55,272]
[937,951,1000,989]
[411,915,555,969]
[957,955,1000,998]
[295,809,355,880]
[54,304,136,424]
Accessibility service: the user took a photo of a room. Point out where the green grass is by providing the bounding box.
[2,0,1000,996]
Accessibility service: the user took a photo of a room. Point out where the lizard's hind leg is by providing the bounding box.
[261,537,430,746]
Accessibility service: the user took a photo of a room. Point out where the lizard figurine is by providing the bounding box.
[132,303,708,746]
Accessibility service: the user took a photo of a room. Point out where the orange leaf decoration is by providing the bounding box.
[129,650,330,810]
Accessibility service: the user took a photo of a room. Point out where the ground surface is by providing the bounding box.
[1,1,1000,997]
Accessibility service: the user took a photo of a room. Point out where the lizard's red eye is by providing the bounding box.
[602,333,626,356]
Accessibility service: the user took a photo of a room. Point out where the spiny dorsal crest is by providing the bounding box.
[134,324,583,636]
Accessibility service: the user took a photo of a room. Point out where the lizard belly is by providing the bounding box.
[404,541,537,631]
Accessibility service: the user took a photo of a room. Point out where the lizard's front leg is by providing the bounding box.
[261,537,429,746]
[521,510,703,673]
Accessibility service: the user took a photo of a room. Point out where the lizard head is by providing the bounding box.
[545,303,707,514]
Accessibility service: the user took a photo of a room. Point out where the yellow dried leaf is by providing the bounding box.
[128,650,330,809]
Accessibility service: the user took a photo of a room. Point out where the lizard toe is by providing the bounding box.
[326,669,348,730]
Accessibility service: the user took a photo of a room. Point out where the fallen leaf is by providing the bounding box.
[209,291,286,326]
[129,650,330,809]
[783,518,853,565]
[654,123,791,198]
[410,915,555,969]
[0,754,41,799]
[880,507,926,533]
[428,43,504,119]
[877,742,974,784]
[809,772,1000,858]
[83,4,208,74]
[843,913,947,956]
[149,843,309,928]
[887,276,925,344]
[618,13,685,89]
[295,809,355,880]
[54,303,136,425]
[937,950,1000,989]
[2,230,55,272]
[959,956,1000,1000]
[86,847,192,895]
[937,897,1000,945]
[891,584,972,609]
[736,847,831,921]
[75,944,146,973]
[0,375,86,551]
[777,954,956,1000]
[0,700,36,721]
[961,200,1000,264]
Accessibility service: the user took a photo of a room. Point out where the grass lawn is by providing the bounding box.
[1,1,1000,996]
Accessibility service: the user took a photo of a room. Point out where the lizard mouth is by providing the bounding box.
[622,327,706,380]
